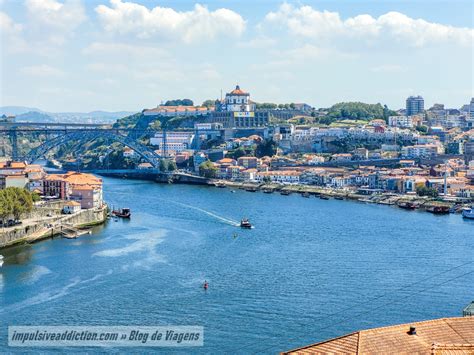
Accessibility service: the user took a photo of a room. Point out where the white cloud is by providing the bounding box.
[371,64,405,73]
[237,35,276,49]
[95,0,245,43]
[82,42,169,59]
[0,11,23,36]
[264,3,474,47]
[20,64,64,77]
[26,0,86,31]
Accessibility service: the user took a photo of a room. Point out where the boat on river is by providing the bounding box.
[0,255,3,267]
[462,207,474,219]
[425,205,450,215]
[397,201,417,210]
[112,208,131,218]
[240,218,252,229]
[280,190,291,196]
[320,195,330,200]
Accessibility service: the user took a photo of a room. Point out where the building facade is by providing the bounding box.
[406,95,424,116]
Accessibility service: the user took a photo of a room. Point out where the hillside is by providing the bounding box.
[0,106,136,124]
[321,102,397,124]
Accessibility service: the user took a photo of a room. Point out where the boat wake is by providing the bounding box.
[167,200,240,227]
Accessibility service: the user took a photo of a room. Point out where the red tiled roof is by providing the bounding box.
[229,85,249,96]
[283,317,474,355]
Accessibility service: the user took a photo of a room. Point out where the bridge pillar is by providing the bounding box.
[9,129,19,161]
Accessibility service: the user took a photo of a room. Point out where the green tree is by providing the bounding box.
[0,187,34,222]
[159,159,168,172]
[416,186,439,197]
[199,160,217,178]
[256,139,277,158]
[164,99,194,106]
[168,160,177,171]
[228,147,247,159]
[202,100,215,108]
[416,125,428,134]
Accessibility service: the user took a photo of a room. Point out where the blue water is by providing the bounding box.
[0,178,473,353]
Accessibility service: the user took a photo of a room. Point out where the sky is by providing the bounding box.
[1,0,473,112]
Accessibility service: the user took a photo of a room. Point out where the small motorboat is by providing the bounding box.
[280,191,291,196]
[334,196,344,200]
[240,218,252,229]
[462,207,474,219]
[301,192,310,198]
[230,190,236,193]
[398,201,417,210]
[0,255,3,267]
[112,208,131,218]
[320,195,330,200]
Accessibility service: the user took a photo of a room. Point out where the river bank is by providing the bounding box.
[214,180,470,214]
[0,204,108,249]
[1,177,472,353]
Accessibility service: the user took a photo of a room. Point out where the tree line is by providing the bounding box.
[0,187,40,222]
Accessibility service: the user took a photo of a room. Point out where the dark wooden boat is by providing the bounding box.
[112,208,131,218]
[398,201,417,210]
[425,205,450,214]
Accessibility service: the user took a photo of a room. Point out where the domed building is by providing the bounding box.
[212,85,267,128]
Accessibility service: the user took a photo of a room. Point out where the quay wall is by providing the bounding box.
[0,206,107,249]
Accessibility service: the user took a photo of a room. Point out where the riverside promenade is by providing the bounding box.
[216,180,467,213]
[0,203,108,249]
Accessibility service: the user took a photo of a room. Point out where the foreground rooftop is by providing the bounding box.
[283,317,474,354]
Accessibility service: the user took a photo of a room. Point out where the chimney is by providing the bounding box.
[408,326,417,335]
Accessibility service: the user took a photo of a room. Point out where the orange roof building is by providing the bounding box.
[283,317,474,354]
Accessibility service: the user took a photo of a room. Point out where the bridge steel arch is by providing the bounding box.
[23,130,162,168]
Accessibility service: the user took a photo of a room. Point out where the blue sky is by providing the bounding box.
[1,0,473,112]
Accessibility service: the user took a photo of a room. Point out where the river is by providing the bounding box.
[0,178,473,353]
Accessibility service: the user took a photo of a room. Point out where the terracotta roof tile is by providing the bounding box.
[283,317,474,355]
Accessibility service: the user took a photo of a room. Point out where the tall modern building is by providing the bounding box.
[467,97,474,129]
[406,95,424,116]
[469,98,474,120]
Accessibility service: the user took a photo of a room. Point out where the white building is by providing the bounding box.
[62,201,81,214]
[218,85,256,112]
[468,98,474,129]
[150,131,194,154]
[123,147,136,158]
[388,116,413,128]
[401,144,443,158]
[255,171,301,184]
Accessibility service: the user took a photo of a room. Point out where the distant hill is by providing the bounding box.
[0,106,43,116]
[0,106,136,124]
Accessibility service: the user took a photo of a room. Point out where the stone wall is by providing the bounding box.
[0,206,107,249]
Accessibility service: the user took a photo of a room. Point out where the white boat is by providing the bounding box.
[462,208,474,219]
[0,255,3,267]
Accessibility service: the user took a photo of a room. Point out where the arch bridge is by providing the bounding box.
[21,129,162,168]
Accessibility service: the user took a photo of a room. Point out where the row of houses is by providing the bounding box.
[0,161,104,209]
[210,156,474,197]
